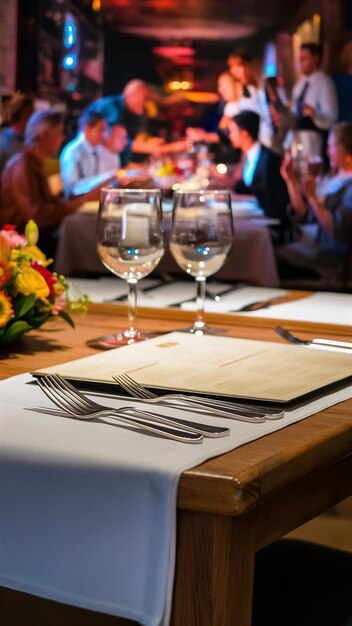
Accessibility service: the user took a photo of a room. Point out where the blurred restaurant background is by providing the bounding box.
[1,2,352,625]
[1,0,352,128]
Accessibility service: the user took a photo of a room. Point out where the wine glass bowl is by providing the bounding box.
[96,188,164,347]
[170,190,234,334]
[307,155,324,177]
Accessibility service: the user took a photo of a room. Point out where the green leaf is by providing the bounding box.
[58,310,75,328]
[0,321,32,345]
[13,293,36,318]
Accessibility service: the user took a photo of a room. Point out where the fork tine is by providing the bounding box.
[39,376,90,414]
[50,376,90,413]
[37,378,78,414]
[120,373,156,399]
[113,374,144,398]
[113,374,152,399]
[51,374,98,409]
[274,325,295,343]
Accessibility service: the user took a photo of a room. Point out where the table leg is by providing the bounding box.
[171,510,256,626]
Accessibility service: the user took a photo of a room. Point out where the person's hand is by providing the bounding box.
[85,186,102,202]
[185,127,206,142]
[145,137,165,147]
[280,155,295,183]
[116,167,150,186]
[159,139,188,154]
[301,175,317,200]
[302,104,316,117]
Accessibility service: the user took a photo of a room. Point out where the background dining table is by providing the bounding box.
[54,208,279,287]
[1,302,352,626]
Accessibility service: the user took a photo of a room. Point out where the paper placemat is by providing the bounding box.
[1,373,352,626]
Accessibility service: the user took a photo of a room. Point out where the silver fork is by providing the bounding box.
[275,325,352,350]
[44,374,231,438]
[37,374,237,439]
[113,373,284,421]
[36,374,203,443]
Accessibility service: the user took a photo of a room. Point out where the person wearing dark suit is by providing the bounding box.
[228,110,294,243]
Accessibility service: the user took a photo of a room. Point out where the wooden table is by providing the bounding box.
[1,304,352,626]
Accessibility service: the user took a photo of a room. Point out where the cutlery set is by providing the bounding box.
[35,372,284,445]
[275,326,352,350]
[34,326,350,444]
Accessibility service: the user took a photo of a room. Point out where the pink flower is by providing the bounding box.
[51,299,66,315]
[0,229,27,248]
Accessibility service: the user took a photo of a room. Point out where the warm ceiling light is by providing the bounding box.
[92,0,101,11]
[153,46,195,59]
[180,81,192,90]
[167,80,182,91]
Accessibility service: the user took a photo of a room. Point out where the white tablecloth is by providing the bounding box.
[55,213,279,286]
[1,373,351,625]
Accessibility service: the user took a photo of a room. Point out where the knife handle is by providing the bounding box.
[313,338,352,350]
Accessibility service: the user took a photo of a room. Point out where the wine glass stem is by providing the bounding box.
[194,276,207,331]
[126,278,138,338]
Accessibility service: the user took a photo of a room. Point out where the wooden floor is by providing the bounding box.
[288,496,352,552]
[1,498,351,625]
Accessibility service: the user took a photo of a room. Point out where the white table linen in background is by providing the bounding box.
[181,286,287,313]
[242,292,352,326]
[2,374,351,625]
[55,213,279,286]
[66,277,161,303]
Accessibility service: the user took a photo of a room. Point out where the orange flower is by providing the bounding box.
[0,291,14,328]
[0,259,11,287]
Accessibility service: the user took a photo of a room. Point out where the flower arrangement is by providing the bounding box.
[0,221,88,345]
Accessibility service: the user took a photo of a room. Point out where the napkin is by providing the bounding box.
[66,277,162,303]
[242,292,352,326]
[180,286,288,314]
[1,374,352,625]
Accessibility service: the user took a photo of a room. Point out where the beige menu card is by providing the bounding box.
[33,332,352,403]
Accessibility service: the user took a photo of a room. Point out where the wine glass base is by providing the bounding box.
[87,330,165,350]
[179,326,229,337]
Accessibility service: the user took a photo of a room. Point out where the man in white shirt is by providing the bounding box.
[60,108,119,197]
[289,43,338,159]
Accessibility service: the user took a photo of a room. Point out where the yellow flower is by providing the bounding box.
[25,220,39,245]
[0,291,14,328]
[16,267,50,300]
[26,244,51,266]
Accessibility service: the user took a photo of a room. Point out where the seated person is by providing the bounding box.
[102,122,129,167]
[278,121,352,282]
[226,110,294,243]
[60,108,120,198]
[1,110,100,257]
[0,93,34,172]
[89,79,165,163]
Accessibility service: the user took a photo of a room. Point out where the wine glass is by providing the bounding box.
[169,189,234,335]
[308,155,324,177]
[96,188,164,347]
